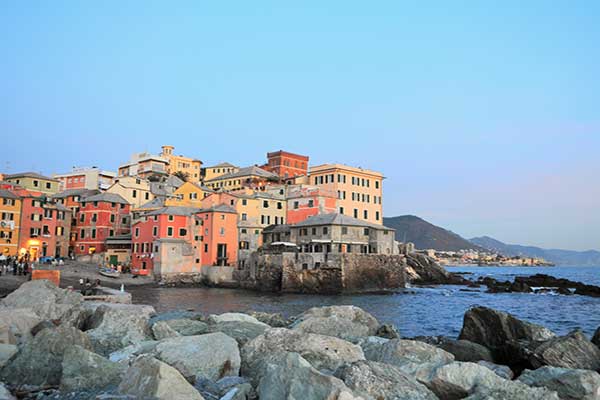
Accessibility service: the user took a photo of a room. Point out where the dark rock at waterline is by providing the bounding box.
[592,327,600,347]
[406,253,468,285]
[529,329,600,370]
[438,339,494,363]
[515,274,600,298]
[376,323,400,339]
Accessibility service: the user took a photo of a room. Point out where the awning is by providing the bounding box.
[271,242,298,247]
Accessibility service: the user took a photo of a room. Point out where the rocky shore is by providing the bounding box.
[472,273,600,297]
[1,280,599,399]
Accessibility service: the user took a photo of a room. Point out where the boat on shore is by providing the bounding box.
[99,268,121,279]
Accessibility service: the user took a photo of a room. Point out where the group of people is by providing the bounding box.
[0,254,33,276]
[79,278,101,296]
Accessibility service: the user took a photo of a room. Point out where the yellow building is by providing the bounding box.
[165,182,214,208]
[309,164,383,224]
[204,166,279,191]
[201,162,239,182]
[4,172,60,195]
[160,145,203,181]
[106,176,153,208]
[0,189,21,256]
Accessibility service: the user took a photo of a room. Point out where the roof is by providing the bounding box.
[46,203,71,212]
[205,166,278,182]
[164,175,185,188]
[4,172,58,182]
[293,213,394,230]
[51,188,100,199]
[263,224,291,233]
[137,197,165,209]
[199,204,237,214]
[0,189,19,200]
[82,192,130,205]
[205,162,238,169]
[146,206,202,216]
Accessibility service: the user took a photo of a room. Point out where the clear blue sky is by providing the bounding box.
[2,1,599,251]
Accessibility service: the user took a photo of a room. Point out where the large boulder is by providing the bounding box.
[155,332,240,381]
[438,339,494,362]
[241,328,365,385]
[0,308,42,345]
[84,303,155,355]
[208,312,270,328]
[0,344,17,368]
[458,306,555,368]
[162,318,209,336]
[1,280,84,325]
[60,345,125,392]
[0,383,14,400]
[249,311,290,327]
[108,340,159,365]
[365,338,454,381]
[208,320,268,346]
[530,330,600,370]
[118,355,204,400]
[152,321,181,340]
[356,336,390,360]
[519,366,600,400]
[477,361,514,380]
[335,360,438,400]
[465,382,561,400]
[291,306,379,341]
[257,352,361,400]
[0,326,92,387]
[423,361,505,400]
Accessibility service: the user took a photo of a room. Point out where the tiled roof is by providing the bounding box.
[4,172,58,182]
[263,224,291,233]
[82,192,130,205]
[146,206,202,216]
[137,197,165,209]
[293,213,394,230]
[0,189,19,199]
[51,189,100,199]
[206,162,238,169]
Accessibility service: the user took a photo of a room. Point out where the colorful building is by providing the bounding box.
[263,150,309,180]
[309,164,384,225]
[106,176,153,208]
[53,167,116,191]
[16,190,72,260]
[159,145,203,181]
[204,166,279,191]
[201,162,239,182]
[0,189,21,256]
[73,193,131,256]
[165,182,214,208]
[286,185,338,225]
[4,172,60,195]
[118,152,169,180]
[197,204,238,267]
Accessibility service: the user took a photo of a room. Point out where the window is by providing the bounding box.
[277,202,282,209]
[91,229,96,239]
[153,226,158,236]
[342,227,348,235]
[220,214,225,220]
[204,244,208,252]
[241,213,247,221]
[45,182,51,189]
[110,214,115,223]
[263,200,269,208]
[323,227,328,234]
[220,227,225,235]
[376,211,380,221]
[168,215,174,221]
[311,227,317,235]
[135,227,140,237]
[308,200,314,207]
[179,228,187,236]
[80,229,85,239]
[364,210,368,219]
[364,228,370,235]
[167,227,174,236]
[132,190,137,198]
[92,213,97,222]
[293,201,299,209]
[339,207,344,215]
[241,228,247,234]
[33,180,39,187]
[109,229,114,237]
[145,192,150,200]
[375,181,380,189]
[354,209,358,218]
[111,202,116,208]
[122,217,127,224]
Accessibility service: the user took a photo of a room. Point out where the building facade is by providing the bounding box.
[263,150,309,180]
[54,167,116,191]
[204,166,279,191]
[159,145,202,181]
[309,164,383,224]
[0,189,21,256]
[286,185,337,225]
[4,172,60,195]
[201,162,239,182]
[106,176,153,208]
[118,152,169,180]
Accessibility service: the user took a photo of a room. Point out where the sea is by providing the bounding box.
[130,265,600,338]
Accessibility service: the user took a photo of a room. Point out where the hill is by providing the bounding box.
[383,215,483,251]
[470,236,600,266]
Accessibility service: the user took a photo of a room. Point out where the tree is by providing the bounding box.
[173,171,189,182]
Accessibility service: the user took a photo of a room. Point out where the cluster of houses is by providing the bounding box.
[0,147,396,278]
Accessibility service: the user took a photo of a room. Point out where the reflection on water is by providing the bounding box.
[129,266,600,338]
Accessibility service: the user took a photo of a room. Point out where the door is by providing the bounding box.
[109,255,118,266]
[217,244,227,266]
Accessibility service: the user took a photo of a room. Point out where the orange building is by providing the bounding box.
[286,185,338,225]
[263,150,309,180]
[197,204,238,267]
[54,167,115,191]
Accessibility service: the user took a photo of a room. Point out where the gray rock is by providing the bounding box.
[155,332,241,381]
[60,345,125,392]
[592,327,600,347]
[249,311,290,327]
[118,355,204,400]
[291,305,379,341]
[438,339,494,362]
[220,385,253,400]
[465,381,561,399]
[459,306,556,349]
[208,320,268,346]
[375,323,400,339]
[0,344,17,368]
[477,361,514,380]
[356,336,390,360]
[152,321,181,340]
[208,313,270,328]
[241,328,365,385]
[85,303,155,355]
[108,340,159,365]
[257,352,360,400]
[1,280,84,325]
[423,361,506,400]
[31,320,58,336]
[0,326,92,387]
[519,366,600,400]
[365,338,454,381]
[0,383,15,400]
[335,360,438,400]
[163,318,209,336]
[0,308,42,345]
[530,330,600,370]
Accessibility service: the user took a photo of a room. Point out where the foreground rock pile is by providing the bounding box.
[1,280,599,399]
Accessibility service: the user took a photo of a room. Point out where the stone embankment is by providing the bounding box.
[2,280,600,399]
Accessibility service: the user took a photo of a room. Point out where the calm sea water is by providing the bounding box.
[130,266,600,338]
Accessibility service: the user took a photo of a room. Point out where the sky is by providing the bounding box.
[1,1,599,251]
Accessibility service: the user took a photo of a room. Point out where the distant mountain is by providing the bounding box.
[470,236,600,266]
[383,215,483,252]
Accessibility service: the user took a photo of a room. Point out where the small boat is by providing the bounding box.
[99,268,121,279]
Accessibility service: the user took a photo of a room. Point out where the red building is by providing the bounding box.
[286,185,338,225]
[15,189,72,260]
[52,189,100,255]
[73,193,131,256]
[263,150,309,180]
[197,204,238,267]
